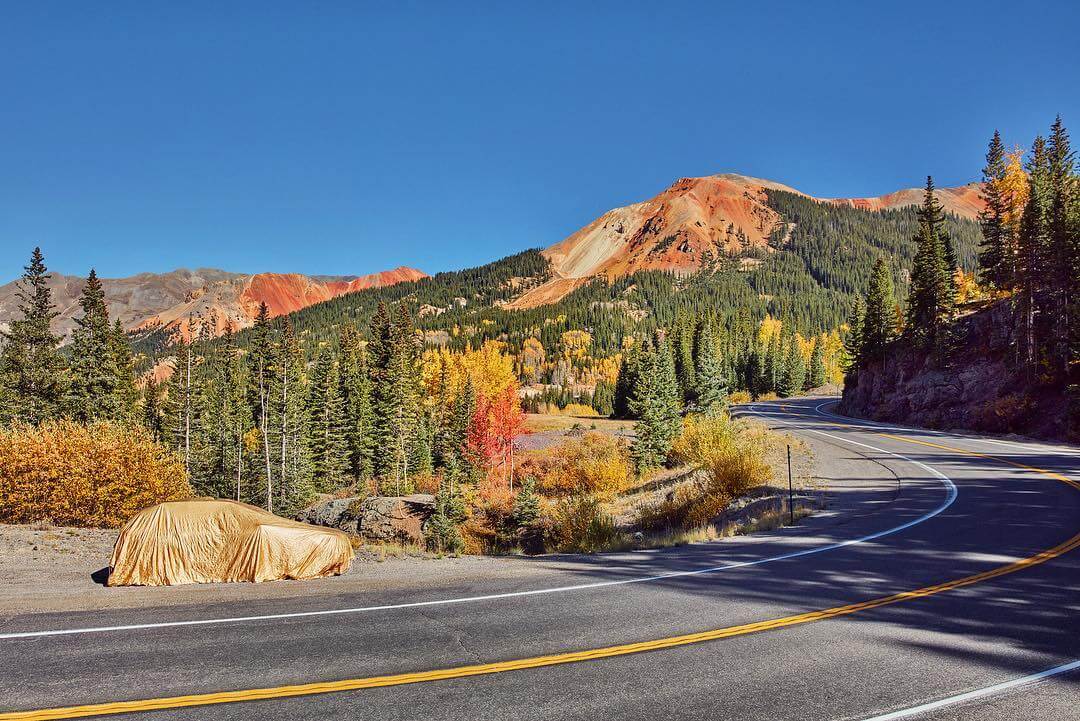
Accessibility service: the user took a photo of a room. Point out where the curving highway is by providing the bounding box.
[1,398,1078,720]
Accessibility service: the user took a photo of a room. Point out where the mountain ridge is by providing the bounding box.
[507,173,984,309]
[0,266,428,341]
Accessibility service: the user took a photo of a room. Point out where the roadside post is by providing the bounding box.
[787,445,794,525]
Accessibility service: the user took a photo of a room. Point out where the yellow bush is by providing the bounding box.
[641,415,772,531]
[558,403,600,418]
[0,420,192,528]
[549,495,623,553]
[729,390,752,405]
[519,432,631,501]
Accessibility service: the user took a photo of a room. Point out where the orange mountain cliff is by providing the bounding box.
[506,174,985,309]
[136,267,429,340]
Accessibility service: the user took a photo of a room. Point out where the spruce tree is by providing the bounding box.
[842,298,864,374]
[66,269,126,423]
[272,317,312,508]
[692,321,727,415]
[307,346,348,493]
[591,377,615,417]
[978,130,1012,289]
[338,324,375,482]
[142,375,164,441]
[860,259,895,366]
[247,303,276,511]
[109,319,139,422]
[778,334,805,398]
[612,344,641,418]
[0,248,66,425]
[1017,136,1050,368]
[1045,116,1075,379]
[629,335,681,472]
[369,303,422,492]
[806,336,827,390]
[905,177,954,349]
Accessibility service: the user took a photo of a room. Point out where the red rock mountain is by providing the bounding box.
[0,266,427,340]
[507,174,984,309]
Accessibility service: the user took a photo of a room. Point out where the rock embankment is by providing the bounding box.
[839,299,1073,441]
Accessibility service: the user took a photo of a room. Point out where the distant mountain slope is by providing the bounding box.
[509,174,984,309]
[0,266,427,340]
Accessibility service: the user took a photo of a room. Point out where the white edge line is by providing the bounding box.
[861,659,1080,720]
[0,407,957,641]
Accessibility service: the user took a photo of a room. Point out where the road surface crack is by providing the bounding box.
[418,608,484,664]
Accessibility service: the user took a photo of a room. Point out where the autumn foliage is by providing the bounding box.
[0,420,191,528]
[518,432,632,501]
[466,385,526,483]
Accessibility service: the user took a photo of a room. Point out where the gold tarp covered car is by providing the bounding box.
[107,499,353,586]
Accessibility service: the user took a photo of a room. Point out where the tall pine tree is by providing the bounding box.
[0,248,66,425]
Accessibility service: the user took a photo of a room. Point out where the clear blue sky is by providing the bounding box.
[2,1,1078,280]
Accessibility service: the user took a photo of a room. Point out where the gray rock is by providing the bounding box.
[298,494,436,544]
[357,494,435,544]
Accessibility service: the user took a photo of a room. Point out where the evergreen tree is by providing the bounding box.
[163,339,201,475]
[629,335,681,471]
[369,303,422,492]
[672,310,696,404]
[66,270,127,422]
[271,318,312,509]
[806,336,827,390]
[692,321,727,415]
[1017,136,1050,368]
[142,375,164,441]
[1045,116,1075,379]
[307,346,348,492]
[906,177,955,349]
[978,130,1012,289]
[860,259,895,365]
[247,303,276,511]
[591,377,615,417]
[612,344,641,418]
[842,298,864,374]
[0,248,66,425]
[778,334,805,398]
[199,325,251,501]
[109,319,139,422]
[338,324,375,482]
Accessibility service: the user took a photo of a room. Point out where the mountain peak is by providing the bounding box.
[507,173,984,309]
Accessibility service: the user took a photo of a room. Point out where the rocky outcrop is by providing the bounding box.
[298,494,436,544]
[839,300,1073,441]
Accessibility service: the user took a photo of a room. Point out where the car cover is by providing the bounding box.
[107,499,353,586]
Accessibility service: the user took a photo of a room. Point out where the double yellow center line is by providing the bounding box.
[3,426,1077,720]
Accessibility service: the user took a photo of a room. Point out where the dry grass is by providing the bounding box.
[523,414,635,433]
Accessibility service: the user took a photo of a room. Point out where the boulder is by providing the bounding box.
[296,497,361,535]
[357,494,435,544]
[298,494,436,544]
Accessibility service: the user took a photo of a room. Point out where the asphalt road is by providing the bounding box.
[2,398,1078,720]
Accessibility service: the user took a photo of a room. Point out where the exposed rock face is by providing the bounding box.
[839,300,1073,441]
[298,494,436,544]
[508,173,985,310]
[0,266,427,342]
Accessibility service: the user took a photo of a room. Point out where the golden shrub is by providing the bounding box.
[640,415,772,531]
[0,420,192,528]
[729,390,752,405]
[519,432,632,501]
